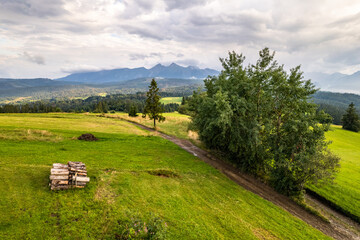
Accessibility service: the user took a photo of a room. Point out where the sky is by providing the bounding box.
[1,0,360,79]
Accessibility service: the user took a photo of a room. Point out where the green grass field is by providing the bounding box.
[0,113,329,239]
[112,112,193,140]
[308,125,360,220]
[111,113,360,221]
[160,97,182,105]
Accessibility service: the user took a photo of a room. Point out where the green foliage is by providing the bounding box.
[128,105,138,117]
[190,48,340,197]
[115,214,167,240]
[143,79,165,128]
[94,101,108,113]
[342,102,360,132]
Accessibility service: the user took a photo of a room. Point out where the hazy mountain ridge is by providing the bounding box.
[56,63,219,83]
[305,71,360,93]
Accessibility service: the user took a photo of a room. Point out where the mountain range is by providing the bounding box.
[304,71,360,93]
[56,63,219,84]
[2,62,360,105]
[0,63,217,103]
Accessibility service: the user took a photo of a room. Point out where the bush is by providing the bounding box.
[115,214,167,240]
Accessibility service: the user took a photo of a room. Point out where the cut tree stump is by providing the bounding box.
[49,161,90,190]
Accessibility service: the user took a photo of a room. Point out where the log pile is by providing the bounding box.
[50,162,90,190]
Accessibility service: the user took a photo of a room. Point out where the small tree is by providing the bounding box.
[143,79,165,128]
[342,102,360,132]
[128,105,138,117]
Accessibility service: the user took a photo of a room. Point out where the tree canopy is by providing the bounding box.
[189,48,340,197]
[342,102,360,132]
[143,79,165,128]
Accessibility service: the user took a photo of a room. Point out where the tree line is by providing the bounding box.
[0,93,180,114]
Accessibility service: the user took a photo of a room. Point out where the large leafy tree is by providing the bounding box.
[342,102,360,132]
[190,48,339,197]
[143,79,165,128]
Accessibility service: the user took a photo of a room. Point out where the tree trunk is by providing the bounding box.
[154,118,156,128]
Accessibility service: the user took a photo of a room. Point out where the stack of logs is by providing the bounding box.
[50,161,90,190]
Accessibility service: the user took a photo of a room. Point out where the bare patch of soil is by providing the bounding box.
[147,169,179,178]
[78,133,98,141]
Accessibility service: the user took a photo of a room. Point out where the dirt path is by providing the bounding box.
[123,119,359,239]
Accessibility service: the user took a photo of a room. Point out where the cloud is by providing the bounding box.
[0,0,67,18]
[1,0,360,80]
[60,64,103,74]
[129,52,162,61]
[22,52,45,65]
[164,0,208,10]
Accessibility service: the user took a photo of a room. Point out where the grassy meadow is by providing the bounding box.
[111,112,193,140]
[113,112,360,221]
[160,97,182,105]
[0,113,330,239]
[308,125,360,220]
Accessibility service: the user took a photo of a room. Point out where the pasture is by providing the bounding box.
[0,113,328,239]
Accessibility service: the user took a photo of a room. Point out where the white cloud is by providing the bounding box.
[1,0,360,78]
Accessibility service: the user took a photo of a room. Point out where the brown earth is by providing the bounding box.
[125,120,360,240]
[78,133,98,141]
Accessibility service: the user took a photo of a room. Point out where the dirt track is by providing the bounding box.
[122,119,359,239]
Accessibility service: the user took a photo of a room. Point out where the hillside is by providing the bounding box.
[308,126,360,221]
[0,113,329,239]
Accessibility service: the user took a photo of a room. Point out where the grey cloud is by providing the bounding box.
[176,58,200,67]
[129,52,162,60]
[325,47,360,66]
[165,0,208,10]
[127,26,170,40]
[0,0,67,18]
[22,52,45,65]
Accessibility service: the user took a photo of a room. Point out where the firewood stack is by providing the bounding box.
[49,162,90,190]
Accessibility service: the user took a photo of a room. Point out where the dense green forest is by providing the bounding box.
[312,91,360,124]
[1,87,360,126]
[0,93,182,114]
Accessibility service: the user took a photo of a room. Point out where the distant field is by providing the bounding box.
[0,113,329,239]
[308,125,360,220]
[113,112,192,139]
[160,97,182,105]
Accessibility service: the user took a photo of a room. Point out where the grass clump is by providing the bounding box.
[0,129,62,142]
[115,213,168,240]
[146,169,180,178]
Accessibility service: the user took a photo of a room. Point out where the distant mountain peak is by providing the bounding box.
[55,63,219,84]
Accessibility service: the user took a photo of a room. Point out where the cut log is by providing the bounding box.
[50,175,69,180]
[50,161,90,190]
[51,180,68,185]
[52,163,68,169]
[74,176,90,182]
[69,168,87,172]
[51,170,69,175]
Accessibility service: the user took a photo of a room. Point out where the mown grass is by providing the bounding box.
[112,112,192,140]
[308,125,360,220]
[160,97,182,105]
[0,113,329,239]
[110,112,359,221]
